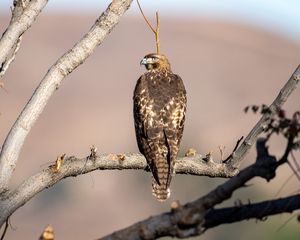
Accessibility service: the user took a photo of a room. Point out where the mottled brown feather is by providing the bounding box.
[133,54,186,201]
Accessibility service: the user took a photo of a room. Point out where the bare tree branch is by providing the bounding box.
[0,0,48,75]
[226,65,300,168]
[0,65,298,227]
[204,194,300,229]
[0,0,133,193]
[100,194,300,240]
[97,138,293,240]
[0,1,298,235]
[0,153,237,226]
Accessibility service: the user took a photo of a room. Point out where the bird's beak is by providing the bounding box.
[140,58,147,66]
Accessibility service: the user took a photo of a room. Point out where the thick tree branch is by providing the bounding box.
[204,194,300,229]
[0,0,133,193]
[98,138,290,240]
[0,153,237,226]
[0,0,48,74]
[100,195,300,240]
[0,65,298,227]
[226,65,300,168]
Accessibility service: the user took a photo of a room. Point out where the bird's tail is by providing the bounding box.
[152,177,171,201]
[151,158,172,201]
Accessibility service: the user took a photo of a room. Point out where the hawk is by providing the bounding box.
[133,53,187,201]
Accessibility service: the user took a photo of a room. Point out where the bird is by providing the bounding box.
[133,53,187,201]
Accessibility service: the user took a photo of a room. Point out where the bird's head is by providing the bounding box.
[140,53,171,71]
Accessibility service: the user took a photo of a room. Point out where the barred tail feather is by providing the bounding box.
[151,158,172,201]
[152,177,171,201]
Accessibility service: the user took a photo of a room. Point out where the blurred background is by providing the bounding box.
[0,0,300,239]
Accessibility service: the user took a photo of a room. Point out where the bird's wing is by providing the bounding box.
[133,75,163,185]
[162,74,187,184]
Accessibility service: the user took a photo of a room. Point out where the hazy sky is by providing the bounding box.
[1,0,300,42]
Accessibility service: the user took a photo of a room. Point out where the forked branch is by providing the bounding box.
[0,65,298,227]
[136,0,161,54]
[98,138,298,240]
[0,0,133,193]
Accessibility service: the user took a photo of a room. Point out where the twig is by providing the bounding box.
[276,214,297,232]
[274,172,296,197]
[136,0,160,54]
[218,145,225,161]
[136,0,156,34]
[287,160,300,182]
[291,151,300,171]
[223,136,244,163]
[278,136,295,166]
[0,0,134,193]
[155,11,160,54]
[0,218,8,240]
